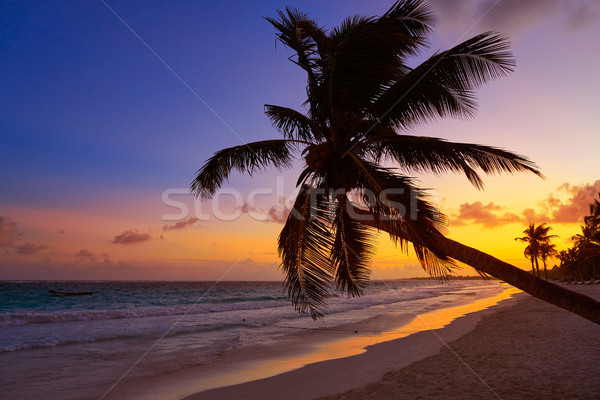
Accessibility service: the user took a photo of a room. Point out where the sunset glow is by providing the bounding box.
[2,0,599,281]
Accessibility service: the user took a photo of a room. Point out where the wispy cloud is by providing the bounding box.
[75,249,95,258]
[238,197,291,224]
[100,253,113,264]
[162,217,200,231]
[452,201,521,227]
[111,230,152,245]
[451,180,600,228]
[524,180,600,224]
[74,249,96,263]
[15,242,48,255]
[0,217,18,247]
[429,0,600,34]
[265,204,290,223]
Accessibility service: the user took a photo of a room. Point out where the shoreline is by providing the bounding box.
[319,284,600,400]
[1,280,507,400]
[179,286,520,400]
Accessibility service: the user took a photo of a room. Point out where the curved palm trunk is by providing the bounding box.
[437,236,600,324]
[351,208,600,324]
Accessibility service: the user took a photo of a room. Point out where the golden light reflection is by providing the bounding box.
[186,286,520,394]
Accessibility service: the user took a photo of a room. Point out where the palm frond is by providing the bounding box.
[331,195,376,295]
[360,133,542,189]
[265,8,329,126]
[584,197,600,228]
[191,140,294,199]
[369,68,478,125]
[347,156,455,278]
[264,8,323,81]
[370,32,515,128]
[278,184,334,319]
[380,0,435,36]
[328,4,431,112]
[264,105,316,141]
[349,203,455,279]
[540,242,558,260]
[515,223,557,257]
[296,166,314,187]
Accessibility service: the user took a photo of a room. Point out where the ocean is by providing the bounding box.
[0,279,509,399]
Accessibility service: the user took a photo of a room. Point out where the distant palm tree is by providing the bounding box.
[192,1,600,323]
[584,193,600,231]
[558,248,583,283]
[572,224,600,282]
[539,242,558,282]
[523,245,536,276]
[515,223,556,278]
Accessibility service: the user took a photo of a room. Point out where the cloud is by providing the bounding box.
[15,242,48,255]
[0,217,18,247]
[265,204,290,223]
[238,197,291,224]
[162,217,200,231]
[524,180,600,224]
[74,249,96,263]
[111,230,152,245]
[240,202,252,214]
[75,249,95,258]
[476,0,562,33]
[100,253,113,264]
[453,202,522,227]
[428,0,600,34]
[451,181,600,227]
[566,1,600,30]
[237,201,256,215]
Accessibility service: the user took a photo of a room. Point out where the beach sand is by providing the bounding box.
[319,284,600,400]
[187,285,600,400]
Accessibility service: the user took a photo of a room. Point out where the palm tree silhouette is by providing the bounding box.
[558,249,583,283]
[522,245,537,277]
[584,193,600,231]
[191,1,600,323]
[539,242,558,282]
[572,224,600,283]
[515,223,556,278]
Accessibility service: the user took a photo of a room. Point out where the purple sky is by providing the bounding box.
[1,0,599,280]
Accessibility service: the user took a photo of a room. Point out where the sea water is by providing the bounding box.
[0,280,506,399]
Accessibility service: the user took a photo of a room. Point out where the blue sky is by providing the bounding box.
[1,0,599,280]
[2,0,404,207]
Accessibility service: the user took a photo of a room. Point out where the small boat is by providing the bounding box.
[49,290,94,296]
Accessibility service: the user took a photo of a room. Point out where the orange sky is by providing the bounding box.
[2,177,599,280]
[1,1,600,281]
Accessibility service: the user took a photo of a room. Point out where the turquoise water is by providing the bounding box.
[0,280,501,352]
[0,279,506,400]
[0,281,288,314]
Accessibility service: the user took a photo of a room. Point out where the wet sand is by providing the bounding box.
[319,284,600,400]
[184,286,521,400]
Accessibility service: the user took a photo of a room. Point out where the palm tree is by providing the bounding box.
[572,224,600,282]
[191,1,600,323]
[523,245,536,276]
[583,193,600,231]
[539,242,558,282]
[515,223,556,278]
[558,249,583,283]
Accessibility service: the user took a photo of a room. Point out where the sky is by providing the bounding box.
[1,0,599,281]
